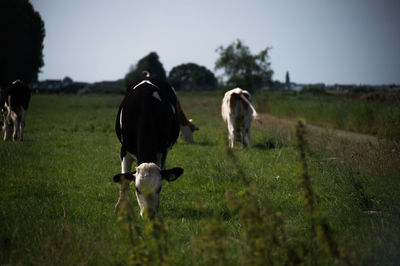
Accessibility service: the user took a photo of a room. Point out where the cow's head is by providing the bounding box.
[180,119,199,143]
[113,162,183,218]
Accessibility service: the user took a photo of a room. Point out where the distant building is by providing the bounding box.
[92,80,122,89]
[389,84,400,91]
[31,79,62,92]
[66,81,90,93]
[291,83,305,91]
[31,79,90,93]
[334,84,356,92]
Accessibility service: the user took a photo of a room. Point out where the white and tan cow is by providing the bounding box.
[221,88,259,148]
[1,80,31,141]
[113,77,185,218]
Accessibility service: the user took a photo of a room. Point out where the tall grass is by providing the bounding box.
[187,121,343,265]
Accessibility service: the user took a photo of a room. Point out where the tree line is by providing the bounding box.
[124,39,273,92]
[1,0,273,92]
[125,39,273,92]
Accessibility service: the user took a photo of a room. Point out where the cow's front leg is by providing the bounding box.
[115,150,135,212]
[121,152,135,173]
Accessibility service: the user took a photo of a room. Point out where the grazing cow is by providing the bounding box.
[221,88,259,148]
[176,98,199,143]
[1,80,31,141]
[113,77,184,217]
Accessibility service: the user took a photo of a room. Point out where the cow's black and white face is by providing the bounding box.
[114,163,183,218]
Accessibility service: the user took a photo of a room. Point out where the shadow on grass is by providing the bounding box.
[178,139,215,147]
[253,141,276,150]
[252,134,292,150]
[162,207,231,221]
[195,140,216,147]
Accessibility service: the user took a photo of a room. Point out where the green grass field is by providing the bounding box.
[1,92,399,265]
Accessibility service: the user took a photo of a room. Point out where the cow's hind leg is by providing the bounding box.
[227,118,235,148]
[19,120,25,141]
[11,115,20,142]
[19,110,27,141]
[2,120,12,141]
[244,126,251,147]
[241,127,246,147]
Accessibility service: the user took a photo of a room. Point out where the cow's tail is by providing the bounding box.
[239,93,262,124]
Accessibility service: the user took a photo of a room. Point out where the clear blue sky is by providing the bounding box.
[31,0,400,85]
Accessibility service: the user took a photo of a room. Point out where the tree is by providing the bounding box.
[215,39,273,91]
[62,76,73,87]
[124,52,166,87]
[168,63,218,91]
[0,0,45,87]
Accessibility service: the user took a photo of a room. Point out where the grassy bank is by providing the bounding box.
[254,91,400,141]
[1,93,399,265]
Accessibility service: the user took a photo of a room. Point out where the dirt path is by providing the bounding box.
[258,113,382,145]
[256,114,399,178]
[306,124,380,145]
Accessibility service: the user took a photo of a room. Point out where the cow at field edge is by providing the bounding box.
[113,77,184,217]
[1,80,31,141]
[221,88,259,148]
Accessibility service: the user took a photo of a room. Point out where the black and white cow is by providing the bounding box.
[126,72,199,143]
[113,77,184,217]
[1,80,31,141]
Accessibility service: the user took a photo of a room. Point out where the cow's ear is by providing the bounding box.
[113,172,135,183]
[161,168,183,182]
[188,119,199,131]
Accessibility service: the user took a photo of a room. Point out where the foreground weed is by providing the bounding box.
[191,218,228,266]
[224,137,302,265]
[117,187,169,266]
[192,122,345,265]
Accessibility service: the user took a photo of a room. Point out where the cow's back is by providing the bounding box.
[222,90,251,121]
[2,81,30,109]
[8,81,31,111]
[116,79,180,164]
